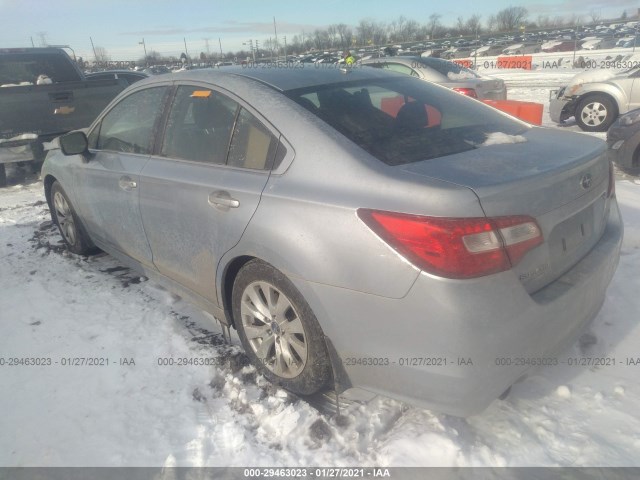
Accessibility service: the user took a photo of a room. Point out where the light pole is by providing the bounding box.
[139,38,147,66]
[243,40,256,62]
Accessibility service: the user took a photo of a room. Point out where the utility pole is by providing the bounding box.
[183,38,189,64]
[139,38,147,65]
[219,37,223,57]
[273,16,279,59]
[90,36,98,64]
[30,36,35,48]
[284,36,287,60]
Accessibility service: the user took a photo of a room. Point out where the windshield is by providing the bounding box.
[286,77,527,166]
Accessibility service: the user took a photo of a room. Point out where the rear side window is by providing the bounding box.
[161,86,239,164]
[287,78,525,166]
[227,108,279,170]
[89,87,167,154]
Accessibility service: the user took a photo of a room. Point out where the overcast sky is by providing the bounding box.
[1,0,637,60]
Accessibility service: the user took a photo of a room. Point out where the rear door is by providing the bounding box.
[138,84,280,303]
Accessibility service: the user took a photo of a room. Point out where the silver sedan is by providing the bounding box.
[360,56,507,100]
[42,66,622,416]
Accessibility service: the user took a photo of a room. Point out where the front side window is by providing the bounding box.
[161,86,239,164]
[89,87,167,154]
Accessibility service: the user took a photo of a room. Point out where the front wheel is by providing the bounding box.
[50,181,96,255]
[575,95,618,132]
[232,260,332,395]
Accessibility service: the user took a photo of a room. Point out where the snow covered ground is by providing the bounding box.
[2,69,640,468]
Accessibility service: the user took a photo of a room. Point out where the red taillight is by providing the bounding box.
[452,87,478,98]
[357,210,543,279]
[607,160,615,198]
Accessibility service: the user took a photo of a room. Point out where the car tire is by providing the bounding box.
[575,95,618,132]
[0,164,6,188]
[50,181,96,255]
[232,259,332,395]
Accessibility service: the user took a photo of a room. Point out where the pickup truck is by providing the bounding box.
[549,65,640,132]
[0,47,129,186]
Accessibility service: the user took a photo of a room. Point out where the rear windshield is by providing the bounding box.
[286,77,526,166]
[0,53,80,85]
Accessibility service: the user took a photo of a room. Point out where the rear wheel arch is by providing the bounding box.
[221,255,256,328]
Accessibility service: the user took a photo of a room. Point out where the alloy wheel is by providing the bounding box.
[240,280,308,378]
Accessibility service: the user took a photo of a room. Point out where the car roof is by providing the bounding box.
[147,65,401,92]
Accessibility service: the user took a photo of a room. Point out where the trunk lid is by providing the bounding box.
[400,128,611,293]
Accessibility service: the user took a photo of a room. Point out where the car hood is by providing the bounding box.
[562,69,619,95]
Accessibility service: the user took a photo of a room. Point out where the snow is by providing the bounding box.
[481,132,527,146]
[2,70,640,468]
[447,71,477,80]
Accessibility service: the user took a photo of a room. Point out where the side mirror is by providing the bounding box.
[60,131,89,156]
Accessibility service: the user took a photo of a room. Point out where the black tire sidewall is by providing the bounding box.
[232,260,332,395]
[0,164,6,188]
[50,181,94,255]
[576,95,617,132]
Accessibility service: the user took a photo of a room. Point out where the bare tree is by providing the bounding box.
[36,31,48,47]
[94,46,110,64]
[486,14,497,32]
[336,23,353,49]
[590,9,602,24]
[466,14,482,37]
[567,14,583,27]
[357,19,387,46]
[495,6,528,31]
[428,13,442,40]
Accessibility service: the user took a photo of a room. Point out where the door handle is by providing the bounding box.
[119,176,137,191]
[208,191,240,210]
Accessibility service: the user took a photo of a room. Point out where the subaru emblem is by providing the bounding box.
[580,173,592,190]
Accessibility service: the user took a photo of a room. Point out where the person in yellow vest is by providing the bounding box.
[344,51,355,66]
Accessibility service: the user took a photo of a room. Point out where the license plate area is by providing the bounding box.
[549,204,595,259]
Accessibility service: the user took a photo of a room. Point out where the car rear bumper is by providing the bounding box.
[295,198,623,416]
[0,134,40,164]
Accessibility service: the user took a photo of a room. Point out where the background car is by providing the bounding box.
[549,66,640,131]
[85,70,148,86]
[142,65,171,75]
[502,43,541,55]
[607,108,640,174]
[541,40,577,53]
[361,56,507,99]
[42,67,621,416]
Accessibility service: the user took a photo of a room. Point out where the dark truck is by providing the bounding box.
[0,48,130,186]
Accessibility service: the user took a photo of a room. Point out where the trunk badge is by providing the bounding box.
[580,174,593,190]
